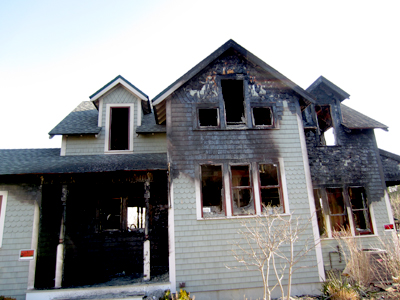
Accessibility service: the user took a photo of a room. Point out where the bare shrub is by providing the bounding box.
[227,207,317,300]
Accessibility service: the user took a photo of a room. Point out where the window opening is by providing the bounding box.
[326,188,349,233]
[110,107,130,150]
[259,164,282,212]
[231,165,254,215]
[315,105,335,146]
[127,206,146,230]
[201,165,224,218]
[199,108,219,127]
[221,79,245,125]
[313,189,326,237]
[253,107,273,126]
[348,187,373,235]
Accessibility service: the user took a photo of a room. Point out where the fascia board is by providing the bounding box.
[91,78,148,102]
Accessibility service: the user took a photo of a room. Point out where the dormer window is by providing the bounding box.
[221,79,245,126]
[315,105,336,146]
[105,103,134,153]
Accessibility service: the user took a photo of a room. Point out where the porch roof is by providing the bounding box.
[0,149,167,175]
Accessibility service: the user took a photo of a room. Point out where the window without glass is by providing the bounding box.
[198,108,219,127]
[313,189,327,237]
[348,187,373,235]
[259,164,282,211]
[315,105,336,146]
[221,79,245,125]
[231,165,254,215]
[326,188,349,232]
[109,107,130,150]
[201,165,224,218]
[253,107,273,127]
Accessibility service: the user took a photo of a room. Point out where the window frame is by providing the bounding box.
[0,191,9,248]
[195,105,221,129]
[229,164,255,216]
[315,104,337,146]
[258,162,285,213]
[196,160,288,220]
[104,103,134,154]
[200,164,225,218]
[314,186,375,238]
[251,106,275,128]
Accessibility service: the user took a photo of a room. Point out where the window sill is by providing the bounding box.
[320,234,378,241]
[193,127,278,131]
[104,150,134,155]
[197,212,291,221]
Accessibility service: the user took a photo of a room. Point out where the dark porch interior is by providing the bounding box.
[34,171,169,289]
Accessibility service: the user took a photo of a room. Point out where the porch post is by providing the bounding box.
[55,185,67,288]
[143,173,151,281]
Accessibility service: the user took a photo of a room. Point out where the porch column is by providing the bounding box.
[55,185,67,288]
[143,173,151,281]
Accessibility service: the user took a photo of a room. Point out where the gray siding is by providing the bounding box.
[168,52,320,295]
[65,86,166,155]
[0,184,38,300]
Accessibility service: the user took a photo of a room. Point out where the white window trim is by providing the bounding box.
[196,159,289,220]
[0,191,9,248]
[104,103,134,154]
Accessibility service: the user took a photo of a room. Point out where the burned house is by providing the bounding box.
[1,40,400,300]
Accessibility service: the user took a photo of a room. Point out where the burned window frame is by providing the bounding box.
[252,106,275,128]
[196,160,287,219]
[258,162,284,213]
[230,164,255,216]
[104,103,134,154]
[315,104,337,146]
[314,185,374,238]
[200,164,225,218]
[195,104,221,129]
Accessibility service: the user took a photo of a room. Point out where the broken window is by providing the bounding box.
[109,107,130,150]
[326,188,349,233]
[198,108,219,127]
[313,189,327,237]
[315,186,374,238]
[253,107,273,127]
[201,165,224,218]
[259,164,283,212]
[315,105,336,146]
[348,187,373,235]
[221,79,245,125]
[231,165,254,215]
[99,197,146,232]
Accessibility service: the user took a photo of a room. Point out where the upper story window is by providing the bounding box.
[0,191,8,247]
[252,107,273,127]
[315,105,336,146]
[105,103,134,153]
[221,79,245,126]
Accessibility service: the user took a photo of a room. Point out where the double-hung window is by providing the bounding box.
[199,161,286,219]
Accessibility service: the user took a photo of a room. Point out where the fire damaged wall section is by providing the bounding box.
[379,149,400,186]
[168,49,302,180]
[304,83,385,203]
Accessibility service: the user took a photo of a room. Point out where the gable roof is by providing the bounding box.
[341,104,388,131]
[151,39,315,124]
[0,148,167,175]
[49,101,101,136]
[90,75,151,115]
[307,76,350,101]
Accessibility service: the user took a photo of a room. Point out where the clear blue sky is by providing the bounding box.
[1,0,399,154]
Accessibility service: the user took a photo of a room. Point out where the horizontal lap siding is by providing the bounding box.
[170,86,319,293]
[0,184,38,300]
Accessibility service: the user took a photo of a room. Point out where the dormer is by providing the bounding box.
[49,76,166,156]
[303,76,387,146]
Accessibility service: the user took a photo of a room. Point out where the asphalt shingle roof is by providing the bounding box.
[49,101,101,136]
[341,104,388,131]
[136,113,166,134]
[0,149,167,175]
